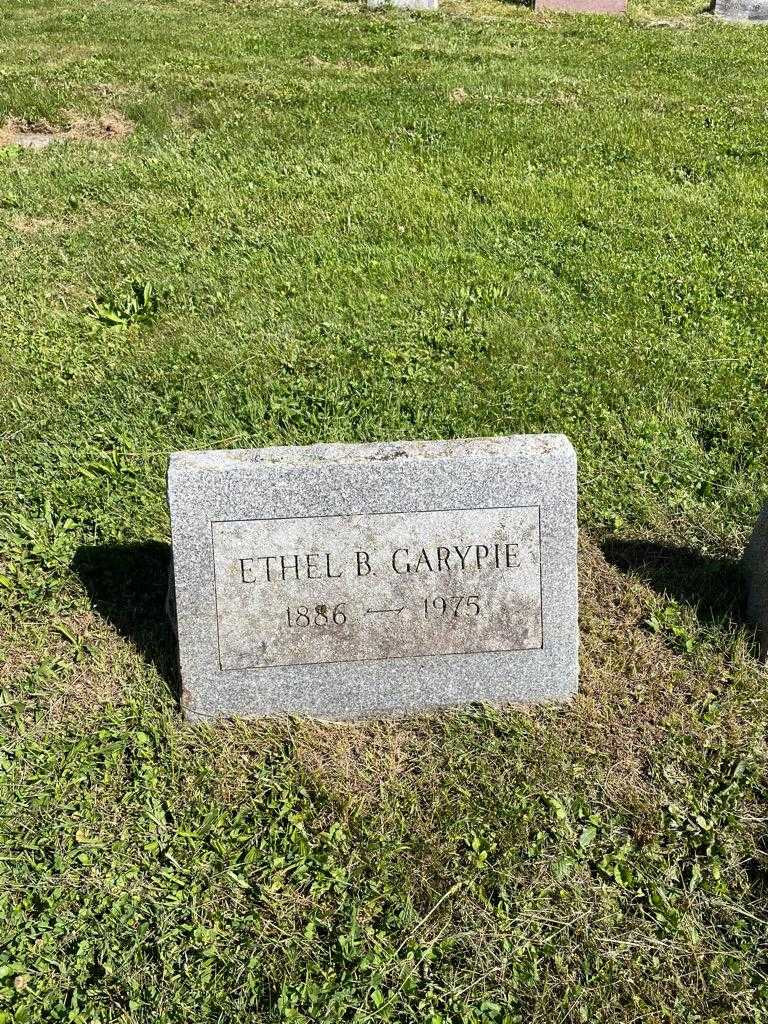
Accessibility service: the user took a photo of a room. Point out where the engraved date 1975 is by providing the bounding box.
[424,595,480,618]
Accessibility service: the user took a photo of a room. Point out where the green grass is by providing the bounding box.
[2,0,768,1020]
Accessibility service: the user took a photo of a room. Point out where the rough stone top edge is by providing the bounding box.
[167,434,576,477]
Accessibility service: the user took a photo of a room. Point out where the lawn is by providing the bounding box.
[1,0,768,1020]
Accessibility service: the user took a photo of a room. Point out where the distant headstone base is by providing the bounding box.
[368,0,438,9]
[714,0,768,20]
[535,0,626,12]
[744,503,768,660]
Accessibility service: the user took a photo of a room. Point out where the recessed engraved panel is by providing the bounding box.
[211,506,542,670]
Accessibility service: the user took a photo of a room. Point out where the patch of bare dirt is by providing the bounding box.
[0,112,133,149]
[67,111,133,141]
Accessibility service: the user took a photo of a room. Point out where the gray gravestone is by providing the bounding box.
[714,0,768,19]
[167,435,578,721]
[743,502,768,659]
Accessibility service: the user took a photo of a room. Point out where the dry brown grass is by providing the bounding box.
[449,86,470,104]
[274,533,743,813]
[5,532,757,807]
[7,215,61,235]
[291,717,422,804]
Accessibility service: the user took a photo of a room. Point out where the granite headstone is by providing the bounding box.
[168,435,578,721]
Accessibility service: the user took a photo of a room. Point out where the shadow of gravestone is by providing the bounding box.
[599,537,745,631]
[72,540,179,705]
